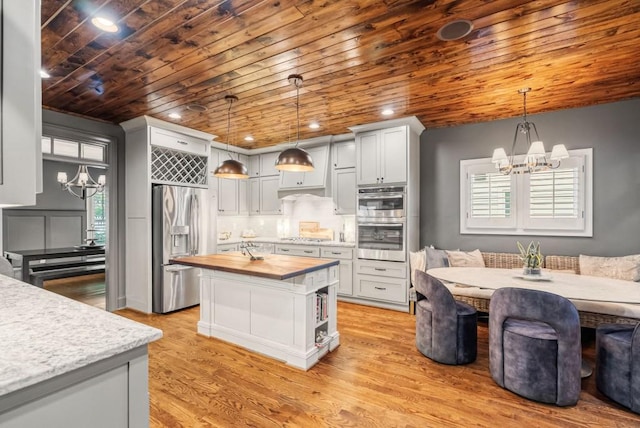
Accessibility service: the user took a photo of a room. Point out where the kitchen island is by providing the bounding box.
[0,275,162,428]
[172,253,340,370]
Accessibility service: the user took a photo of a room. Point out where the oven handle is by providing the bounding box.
[357,192,404,199]
[358,223,404,227]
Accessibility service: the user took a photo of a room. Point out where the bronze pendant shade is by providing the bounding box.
[275,74,314,172]
[213,95,249,179]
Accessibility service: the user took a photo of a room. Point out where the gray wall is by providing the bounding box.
[420,98,640,257]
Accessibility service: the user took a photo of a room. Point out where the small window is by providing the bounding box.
[41,136,52,154]
[81,143,105,162]
[53,139,79,158]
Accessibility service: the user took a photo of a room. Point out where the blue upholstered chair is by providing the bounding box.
[596,323,640,413]
[414,270,477,365]
[489,288,581,406]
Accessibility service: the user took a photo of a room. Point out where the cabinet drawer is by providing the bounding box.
[356,260,406,278]
[274,245,320,258]
[151,127,208,156]
[217,243,238,253]
[356,275,407,303]
[320,247,353,260]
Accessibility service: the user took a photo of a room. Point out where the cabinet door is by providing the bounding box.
[356,131,380,185]
[379,126,407,184]
[238,178,248,215]
[300,145,328,187]
[218,178,238,215]
[260,176,281,214]
[249,179,260,215]
[259,152,280,177]
[248,155,260,177]
[337,260,353,296]
[279,171,305,188]
[332,141,356,169]
[332,168,356,214]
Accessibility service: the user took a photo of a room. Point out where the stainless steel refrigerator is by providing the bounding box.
[152,184,206,313]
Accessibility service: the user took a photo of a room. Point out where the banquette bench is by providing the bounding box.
[414,251,640,329]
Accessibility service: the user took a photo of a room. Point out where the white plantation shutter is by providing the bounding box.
[461,149,592,236]
[462,162,516,229]
[524,155,586,231]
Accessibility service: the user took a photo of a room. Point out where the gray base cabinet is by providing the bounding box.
[0,347,150,428]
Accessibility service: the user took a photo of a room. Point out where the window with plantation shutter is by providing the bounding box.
[460,148,592,236]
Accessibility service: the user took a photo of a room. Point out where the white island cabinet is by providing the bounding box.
[172,253,340,370]
[0,277,162,427]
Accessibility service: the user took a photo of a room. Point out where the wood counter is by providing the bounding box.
[170,252,339,280]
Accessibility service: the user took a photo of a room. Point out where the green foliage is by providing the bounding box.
[517,241,542,268]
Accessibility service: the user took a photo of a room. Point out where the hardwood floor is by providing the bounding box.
[43,274,106,310]
[117,303,640,427]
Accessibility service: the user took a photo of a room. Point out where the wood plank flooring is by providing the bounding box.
[117,303,640,427]
[43,274,106,310]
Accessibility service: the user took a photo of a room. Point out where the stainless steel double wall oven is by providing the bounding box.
[356,186,406,262]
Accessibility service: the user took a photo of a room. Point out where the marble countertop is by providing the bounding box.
[0,276,162,396]
[217,236,356,248]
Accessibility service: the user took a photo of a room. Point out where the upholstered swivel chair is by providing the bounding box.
[596,323,640,413]
[414,270,477,365]
[489,288,581,406]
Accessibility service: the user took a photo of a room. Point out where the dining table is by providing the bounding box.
[4,246,106,285]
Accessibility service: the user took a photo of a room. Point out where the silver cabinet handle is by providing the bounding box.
[304,250,314,254]
[374,286,387,290]
[374,267,387,271]
[280,248,290,252]
[331,252,342,255]
[177,140,188,145]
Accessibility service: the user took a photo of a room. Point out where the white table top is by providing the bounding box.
[427,267,640,304]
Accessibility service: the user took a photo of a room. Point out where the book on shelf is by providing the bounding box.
[316,292,328,322]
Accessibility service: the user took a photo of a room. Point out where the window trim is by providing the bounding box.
[460,148,593,237]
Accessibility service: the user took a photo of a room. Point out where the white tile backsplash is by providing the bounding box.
[216,197,355,241]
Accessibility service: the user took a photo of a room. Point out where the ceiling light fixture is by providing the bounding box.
[309,122,320,130]
[436,19,474,41]
[213,95,249,179]
[381,108,394,116]
[244,136,254,142]
[40,70,50,79]
[275,74,314,172]
[491,88,569,175]
[57,165,106,200]
[91,16,119,33]
[168,112,181,119]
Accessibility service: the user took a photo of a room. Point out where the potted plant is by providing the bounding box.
[517,241,543,275]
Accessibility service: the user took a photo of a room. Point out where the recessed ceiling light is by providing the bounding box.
[244,136,254,142]
[309,122,320,129]
[40,70,50,79]
[168,112,181,119]
[381,109,394,116]
[91,16,119,33]
[186,103,207,112]
[436,19,474,41]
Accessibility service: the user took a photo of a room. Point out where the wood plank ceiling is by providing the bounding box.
[41,0,640,149]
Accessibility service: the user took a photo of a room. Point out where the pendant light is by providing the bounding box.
[213,95,249,179]
[275,74,314,172]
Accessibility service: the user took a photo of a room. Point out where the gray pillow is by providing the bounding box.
[425,247,449,270]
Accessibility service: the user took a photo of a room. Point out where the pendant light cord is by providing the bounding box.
[295,81,300,147]
[224,95,237,160]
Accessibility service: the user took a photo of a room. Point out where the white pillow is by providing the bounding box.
[409,249,426,286]
[446,249,486,268]
[579,254,640,282]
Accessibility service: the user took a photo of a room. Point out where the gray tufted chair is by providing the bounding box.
[489,287,581,406]
[414,270,477,365]
[596,323,640,413]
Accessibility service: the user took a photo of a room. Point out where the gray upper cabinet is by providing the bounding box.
[248,155,260,177]
[332,140,356,169]
[0,1,41,207]
[356,126,407,185]
[332,169,356,214]
[259,152,280,177]
[279,145,329,189]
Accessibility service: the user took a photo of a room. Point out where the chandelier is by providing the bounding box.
[213,94,249,179]
[57,165,106,200]
[491,88,569,175]
[275,74,314,172]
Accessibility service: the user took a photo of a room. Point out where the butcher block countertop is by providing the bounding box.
[171,253,339,280]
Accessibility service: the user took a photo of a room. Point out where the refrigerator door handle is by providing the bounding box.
[189,194,197,255]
